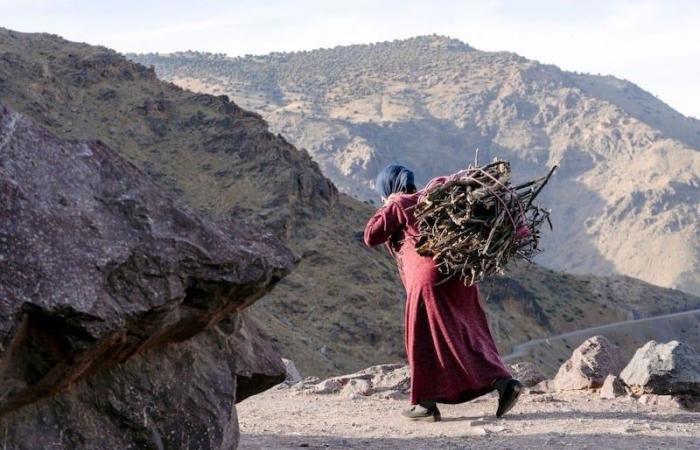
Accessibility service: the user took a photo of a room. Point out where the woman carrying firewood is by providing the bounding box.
[363,164,522,422]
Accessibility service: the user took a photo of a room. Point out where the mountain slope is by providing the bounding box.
[131,35,700,296]
[2,29,699,378]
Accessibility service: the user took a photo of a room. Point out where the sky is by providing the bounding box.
[2,0,699,118]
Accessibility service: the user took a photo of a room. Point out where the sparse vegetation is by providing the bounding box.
[2,29,698,377]
[131,34,700,298]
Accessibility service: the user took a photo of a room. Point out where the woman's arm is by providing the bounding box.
[363,200,407,247]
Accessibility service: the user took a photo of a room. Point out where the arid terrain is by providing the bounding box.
[1,3,699,445]
[2,29,699,382]
[238,336,700,450]
[238,388,700,450]
[132,35,700,296]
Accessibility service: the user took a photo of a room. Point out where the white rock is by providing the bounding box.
[554,336,625,391]
[282,358,303,384]
[313,378,343,394]
[600,375,626,399]
[637,394,683,409]
[341,378,373,398]
[620,340,700,396]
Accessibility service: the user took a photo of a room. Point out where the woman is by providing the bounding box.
[363,164,522,422]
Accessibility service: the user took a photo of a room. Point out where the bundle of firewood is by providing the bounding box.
[414,158,556,286]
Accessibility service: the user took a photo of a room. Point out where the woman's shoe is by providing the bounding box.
[495,378,522,418]
[401,404,442,422]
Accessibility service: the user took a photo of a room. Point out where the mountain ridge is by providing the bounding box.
[131,35,700,296]
[2,28,699,378]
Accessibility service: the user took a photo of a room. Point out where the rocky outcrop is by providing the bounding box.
[288,364,410,400]
[0,104,294,448]
[230,312,288,402]
[620,340,700,396]
[554,336,625,391]
[1,314,267,449]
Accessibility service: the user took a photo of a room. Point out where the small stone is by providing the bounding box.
[290,376,320,391]
[375,390,408,400]
[341,378,372,398]
[637,394,683,409]
[600,375,626,399]
[313,378,343,394]
[282,358,303,384]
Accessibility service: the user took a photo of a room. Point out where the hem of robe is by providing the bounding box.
[411,383,499,405]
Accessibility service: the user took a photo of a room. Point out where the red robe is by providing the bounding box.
[364,190,511,404]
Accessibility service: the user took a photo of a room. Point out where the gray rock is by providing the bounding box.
[341,378,373,399]
[230,313,288,402]
[600,375,626,399]
[313,378,343,394]
[352,364,410,395]
[509,361,546,387]
[303,364,410,399]
[0,105,294,449]
[620,340,700,396]
[637,394,684,409]
[282,358,303,384]
[0,314,266,450]
[554,336,625,391]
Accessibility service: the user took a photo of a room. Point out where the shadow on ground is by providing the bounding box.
[239,433,700,450]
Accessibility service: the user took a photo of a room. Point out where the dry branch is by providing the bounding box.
[414,158,556,286]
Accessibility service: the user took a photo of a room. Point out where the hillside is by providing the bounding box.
[505,308,700,376]
[131,35,700,296]
[2,29,699,378]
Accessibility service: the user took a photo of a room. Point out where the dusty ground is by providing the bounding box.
[238,387,700,449]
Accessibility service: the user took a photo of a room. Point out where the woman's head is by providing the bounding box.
[375,164,416,199]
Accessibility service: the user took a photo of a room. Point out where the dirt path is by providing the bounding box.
[503,308,700,361]
[238,387,700,449]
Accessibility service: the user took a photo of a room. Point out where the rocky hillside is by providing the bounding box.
[2,28,699,380]
[131,35,700,296]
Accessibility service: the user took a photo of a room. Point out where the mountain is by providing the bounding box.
[1,29,698,379]
[131,35,700,296]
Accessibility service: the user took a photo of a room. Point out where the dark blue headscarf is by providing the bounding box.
[375,164,416,198]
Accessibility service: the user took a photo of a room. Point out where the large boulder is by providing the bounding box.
[1,313,264,449]
[620,340,700,396]
[554,336,625,391]
[0,105,294,448]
